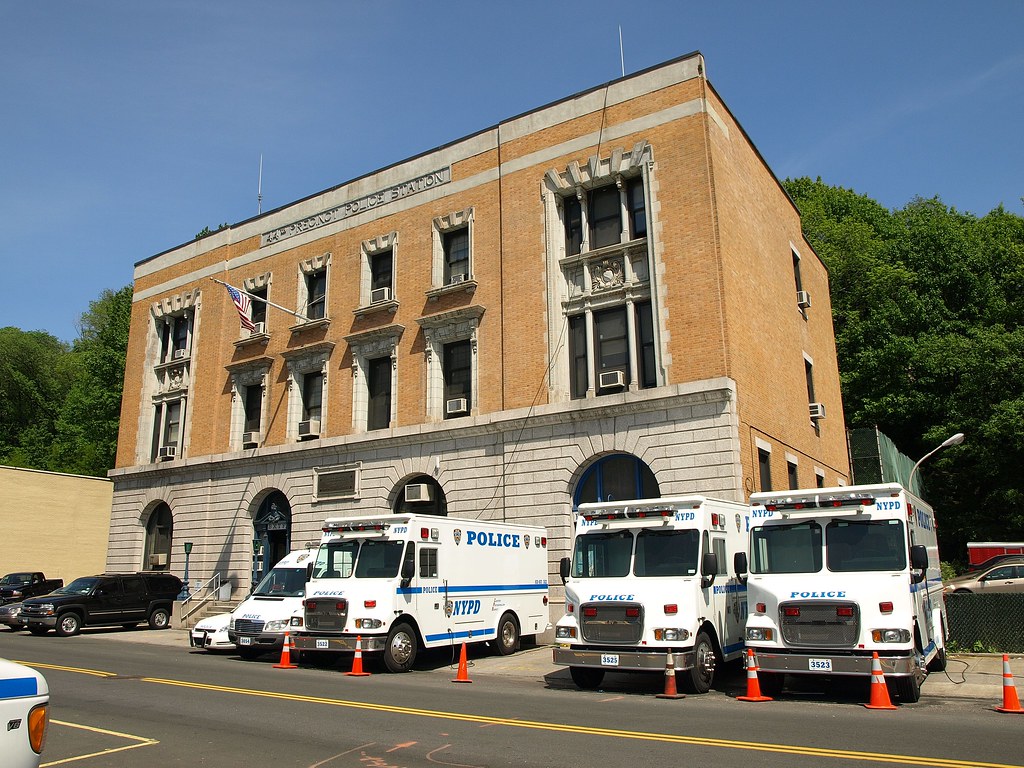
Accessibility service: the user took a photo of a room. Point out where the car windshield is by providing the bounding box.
[312,539,406,579]
[53,577,99,595]
[0,573,33,586]
[252,567,307,597]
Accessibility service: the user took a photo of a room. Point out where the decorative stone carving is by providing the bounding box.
[590,258,624,291]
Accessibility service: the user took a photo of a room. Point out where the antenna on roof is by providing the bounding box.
[619,26,625,77]
[257,154,264,215]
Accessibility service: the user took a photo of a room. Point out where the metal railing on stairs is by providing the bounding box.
[180,572,224,626]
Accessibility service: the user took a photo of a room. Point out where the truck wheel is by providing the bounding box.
[148,608,170,630]
[569,666,605,690]
[891,673,922,703]
[495,612,520,656]
[56,612,82,637]
[681,630,716,694]
[29,626,49,636]
[927,646,947,673]
[758,671,785,697]
[238,647,262,660]
[384,623,417,672]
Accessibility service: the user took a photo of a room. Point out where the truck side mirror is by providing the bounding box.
[306,563,314,581]
[734,551,748,584]
[559,557,571,584]
[401,559,415,583]
[910,544,928,583]
[701,552,718,589]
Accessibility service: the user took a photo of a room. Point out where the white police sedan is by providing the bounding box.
[0,658,49,767]
[189,612,233,651]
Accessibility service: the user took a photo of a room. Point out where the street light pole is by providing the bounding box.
[908,432,965,495]
[178,541,194,601]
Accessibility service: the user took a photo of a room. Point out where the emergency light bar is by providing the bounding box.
[581,508,676,522]
[322,520,391,533]
[761,492,879,513]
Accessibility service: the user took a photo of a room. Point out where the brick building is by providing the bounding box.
[108,52,850,616]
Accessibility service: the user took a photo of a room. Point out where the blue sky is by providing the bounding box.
[2,1,1021,342]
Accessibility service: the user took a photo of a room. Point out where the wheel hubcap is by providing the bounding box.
[390,633,412,664]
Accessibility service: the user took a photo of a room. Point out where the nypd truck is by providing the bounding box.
[0,658,49,767]
[741,483,946,702]
[229,547,316,659]
[292,514,550,671]
[553,496,749,693]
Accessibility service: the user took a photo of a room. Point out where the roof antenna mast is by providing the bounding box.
[257,154,264,215]
[619,25,625,77]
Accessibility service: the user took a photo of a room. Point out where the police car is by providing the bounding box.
[0,658,49,767]
[189,612,233,651]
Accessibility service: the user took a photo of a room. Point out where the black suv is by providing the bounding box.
[21,572,183,637]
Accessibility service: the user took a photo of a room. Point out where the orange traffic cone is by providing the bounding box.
[452,642,472,683]
[346,635,371,676]
[994,654,1024,713]
[736,648,772,702]
[273,631,298,669]
[655,651,685,699]
[863,652,897,710]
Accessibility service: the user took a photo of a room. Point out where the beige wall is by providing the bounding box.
[0,466,112,583]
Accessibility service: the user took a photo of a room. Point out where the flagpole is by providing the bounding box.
[212,278,311,323]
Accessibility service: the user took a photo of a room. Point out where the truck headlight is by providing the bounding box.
[746,628,774,641]
[354,618,383,629]
[555,626,577,639]
[264,619,290,632]
[653,628,689,642]
[289,616,303,627]
[37,604,55,616]
[229,617,236,630]
[872,629,911,643]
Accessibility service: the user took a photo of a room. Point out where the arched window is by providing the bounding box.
[393,476,447,516]
[574,453,659,507]
[144,503,173,571]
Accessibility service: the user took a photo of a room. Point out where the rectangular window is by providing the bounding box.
[370,250,393,295]
[419,548,438,578]
[793,250,804,294]
[250,287,267,327]
[569,314,588,399]
[816,472,825,489]
[594,306,628,390]
[302,372,323,422]
[564,194,583,256]
[172,316,189,356]
[443,229,469,284]
[163,401,182,447]
[589,185,621,249]
[443,340,471,418]
[805,359,816,403]
[306,270,327,320]
[244,385,262,433]
[626,176,646,239]
[788,461,799,490]
[151,404,163,461]
[635,301,656,388]
[758,448,772,492]
[367,356,392,431]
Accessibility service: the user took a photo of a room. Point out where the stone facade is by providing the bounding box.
[109,53,850,623]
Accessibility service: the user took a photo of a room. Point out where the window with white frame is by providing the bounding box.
[568,301,656,398]
[227,361,270,450]
[417,306,484,421]
[148,289,200,463]
[297,254,330,323]
[283,343,333,441]
[432,208,473,289]
[361,233,397,308]
[442,339,471,419]
[346,325,402,434]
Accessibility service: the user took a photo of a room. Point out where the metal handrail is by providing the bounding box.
[180,572,223,623]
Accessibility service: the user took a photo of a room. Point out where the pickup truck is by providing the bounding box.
[0,658,49,767]
[0,573,63,606]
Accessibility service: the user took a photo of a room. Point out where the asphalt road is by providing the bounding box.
[2,627,1021,768]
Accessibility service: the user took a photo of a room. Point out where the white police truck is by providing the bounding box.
[292,514,550,671]
[741,483,946,702]
[0,658,49,767]
[553,496,749,693]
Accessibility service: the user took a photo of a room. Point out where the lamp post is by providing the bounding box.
[178,541,193,600]
[908,432,965,495]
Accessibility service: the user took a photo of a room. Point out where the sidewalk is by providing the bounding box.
[103,628,1018,702]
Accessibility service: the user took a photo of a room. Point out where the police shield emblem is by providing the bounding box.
[523,534,530,548]
[453,528,462,545]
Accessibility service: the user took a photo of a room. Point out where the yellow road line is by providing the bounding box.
[41,719,158,766]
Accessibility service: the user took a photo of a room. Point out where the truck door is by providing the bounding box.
[91,578,124,622]
[120,576,148,621]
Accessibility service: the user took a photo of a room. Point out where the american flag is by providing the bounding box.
[225,284,258,332]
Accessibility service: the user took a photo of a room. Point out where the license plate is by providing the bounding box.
[239,636,252,646]
[808,657,832,672]
[316,639,329,649]
[600,654,619,667]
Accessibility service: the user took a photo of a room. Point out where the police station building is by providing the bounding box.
[107,52,850,622]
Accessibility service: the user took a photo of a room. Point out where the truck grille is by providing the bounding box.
[304,599,348,632]
[234,618,265,634]
[580,602,643,644]
[779,601,859,647]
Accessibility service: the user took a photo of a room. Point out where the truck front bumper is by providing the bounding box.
[23,618,57,630]
[292,634,387,653]
[229,630,285,653]
[552,646,696,671]
[751,649,918,677]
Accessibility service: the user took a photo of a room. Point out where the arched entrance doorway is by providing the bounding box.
[392,475,447,516]
[573,453,659,507]
[143,503,173,571]
[253,491,292,586]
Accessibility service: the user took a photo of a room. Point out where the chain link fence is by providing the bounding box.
[943,593,1024,653]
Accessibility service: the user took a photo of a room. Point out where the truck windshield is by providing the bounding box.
[0,573,33,585]
[751,522,823,574]
[252,567,307,597]
[572,530,632,578]
[634,529,700,576]
[53,577,99,595]
[312,539,405,579]
[826,519,907,572]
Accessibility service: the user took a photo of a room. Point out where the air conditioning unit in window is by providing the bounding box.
[598,370,626,389]
[172,348,187,360]
[370,287,391,304]
[298,419,321,439]
[158,445,176,460]
[251,322,266,335]
[149,553,168,567]
[405,483,433,503]
[797,290,812,309]
[445,397,468,415]
[242,431,261,448]
[809,402,826,420]
[449,273,467,285]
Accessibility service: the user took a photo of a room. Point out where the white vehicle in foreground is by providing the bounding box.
[742,483,946,702]
[293,514,550,671]
[553,496,749,693]
[230,548,316,659]
[189,612,233,651]
[0,658,49,767]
